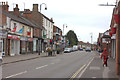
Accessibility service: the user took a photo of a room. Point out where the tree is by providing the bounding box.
[66,30,78,47]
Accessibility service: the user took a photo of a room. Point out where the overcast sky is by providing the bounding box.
[2,0,116,43]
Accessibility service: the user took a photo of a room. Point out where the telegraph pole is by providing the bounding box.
[90,33,93,50]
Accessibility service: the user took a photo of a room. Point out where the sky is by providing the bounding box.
[2,0,116,43]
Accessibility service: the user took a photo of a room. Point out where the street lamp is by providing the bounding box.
[63,24,67,36]
[38,3,47,55]
[90,33,93,50]
[40,3,47,12]
[62,24,67,49]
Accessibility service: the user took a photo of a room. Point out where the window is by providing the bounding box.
[34,28,37,36]
[46,19,47,26]
[14,23,16,28]
[22,26,24,34]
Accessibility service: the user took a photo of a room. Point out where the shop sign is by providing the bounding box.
[28,38,33,41]
[8,34,20,40]
[20,37,27,41]
[111,34,116,39]
[0,30,7,38]
[27,32,31,36]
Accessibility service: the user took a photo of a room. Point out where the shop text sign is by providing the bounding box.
[8,34,20,40]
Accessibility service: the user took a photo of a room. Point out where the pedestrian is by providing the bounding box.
[101,48,109,67]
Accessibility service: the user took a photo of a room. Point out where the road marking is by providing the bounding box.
[36,65,48,69]
[6,71,27,78]
[89,66,100,70]
[78,57,94,78]
[71,64,86,78]
[92,77,96,78]
[50,63,55,64]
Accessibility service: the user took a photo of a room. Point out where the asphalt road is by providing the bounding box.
[2,51,96,78]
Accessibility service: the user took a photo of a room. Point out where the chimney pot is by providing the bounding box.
[2,2,3,5]
[6,1,8,5]
[16,4,18,8]
[33,4,38,12]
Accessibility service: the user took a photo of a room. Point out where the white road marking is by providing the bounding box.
[50,63,55,64]
[6,71,27,78]
[36,65,48,69]
[89,66,100,70]
[92,77,96,78]
[78,57,94,78]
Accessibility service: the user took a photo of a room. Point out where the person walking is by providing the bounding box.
[101,48,109,67]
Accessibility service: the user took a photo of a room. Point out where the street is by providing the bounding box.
[2,51,95,78]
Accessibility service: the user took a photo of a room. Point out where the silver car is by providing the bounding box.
[64,48,71,53]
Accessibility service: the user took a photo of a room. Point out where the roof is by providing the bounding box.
[0,10,38,28]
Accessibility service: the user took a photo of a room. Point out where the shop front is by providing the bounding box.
[111,34,116,59]
[0,29,7,56]
[8,34,20,56]
[20,36,27,54]
[27,38,33,53]
[33,38,38,53]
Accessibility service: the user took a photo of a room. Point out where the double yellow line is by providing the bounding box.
[71,64,86,78]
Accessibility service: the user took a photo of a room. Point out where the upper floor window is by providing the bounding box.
[34,28,37,36]
[14,23,16,28]
[46,19,47,26]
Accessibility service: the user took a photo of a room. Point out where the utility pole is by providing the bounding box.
[90,33,93,50]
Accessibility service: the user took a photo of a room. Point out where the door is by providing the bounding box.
[11,40,14,56]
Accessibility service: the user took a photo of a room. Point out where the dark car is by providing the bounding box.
[79,48,83,51]
[85,47,91,52]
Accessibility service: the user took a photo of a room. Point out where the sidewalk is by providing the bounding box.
[2,52,49,64]
[80,52,120,78]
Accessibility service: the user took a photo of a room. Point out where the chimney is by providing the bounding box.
[0,2,9,12]
[33,4,38,12]
[14,4,19,17]
[51,18,53,22]
[23,9,32,20]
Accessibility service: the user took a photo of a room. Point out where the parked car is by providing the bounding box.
[69,47,73,52]
[64,48,71,53]
[85,47,91,52]
[73,45,78,51]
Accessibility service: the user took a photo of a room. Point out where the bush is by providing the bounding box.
[57,48,61,52]
[46,48,53,52]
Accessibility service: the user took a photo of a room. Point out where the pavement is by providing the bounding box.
[2,52,58,65]
[80,52,120,79]
[1,51,120,78]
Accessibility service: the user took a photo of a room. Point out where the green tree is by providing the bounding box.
[66,30,78,47]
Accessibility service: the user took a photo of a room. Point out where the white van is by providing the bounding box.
[73,45,78,51]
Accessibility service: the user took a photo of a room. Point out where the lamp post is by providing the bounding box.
[38,3,47,55]
[63,24,67,49]
[63,24,67,36]
[90,33,93,50]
